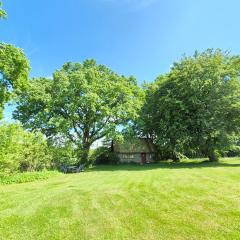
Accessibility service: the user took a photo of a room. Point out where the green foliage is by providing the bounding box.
[50,141,78,168]
[89,146,107,164]
[96,152,120,165]
[90,146,120,165]
[0,123,52,174]
[226,146,240,157]
[0,171,59,185]
[14,60,143,164]
[0,1,6,19]
[138,49,240,161]
[0,2,29,118]
[0,43,30,118]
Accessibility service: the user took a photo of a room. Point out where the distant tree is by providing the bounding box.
[0,43,30,119]
[139,49,240,162]
[0,1,6,19]
[14,60,144,164]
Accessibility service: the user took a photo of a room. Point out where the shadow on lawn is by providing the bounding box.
[89,160,240,172]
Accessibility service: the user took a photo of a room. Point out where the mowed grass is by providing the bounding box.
[0,159,240,240]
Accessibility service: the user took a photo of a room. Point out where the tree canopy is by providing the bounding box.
[138,49,240,161]
[0,1,6,19]
[0,1,30,118]
[0,43,30,118]
[14,60,144,164]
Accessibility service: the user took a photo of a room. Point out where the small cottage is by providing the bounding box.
[112,138,156,164]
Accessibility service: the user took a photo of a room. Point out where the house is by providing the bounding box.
[112,138,156,164]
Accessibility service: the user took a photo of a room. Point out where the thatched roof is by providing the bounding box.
[113,138,156,154]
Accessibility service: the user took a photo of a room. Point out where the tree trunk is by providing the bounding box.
[171,148,180,162]
[205,137,219,162]
[78,144,91,166]
[208,149,219,162]
[77,128,92,166]
[170,138,180,162]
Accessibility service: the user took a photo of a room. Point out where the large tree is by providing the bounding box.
[139,49,240,161]
[0,43,30,119]
[14,60,143,164]
[0,1,30,119]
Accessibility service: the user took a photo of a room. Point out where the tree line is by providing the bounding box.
[1,1,240,175]
[135,50,240,162]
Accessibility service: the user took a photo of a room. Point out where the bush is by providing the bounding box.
[225,145,240,157]
[50,142,78,168]
[0,123,52,174]
[90,147,120,165]
[0,171,60,185]
[19,132,52,172]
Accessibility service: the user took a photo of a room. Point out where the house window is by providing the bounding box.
[122,154,134,159]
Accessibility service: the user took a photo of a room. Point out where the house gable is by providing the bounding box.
[112,138,156,163]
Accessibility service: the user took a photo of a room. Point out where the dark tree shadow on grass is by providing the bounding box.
[88,159,240,172]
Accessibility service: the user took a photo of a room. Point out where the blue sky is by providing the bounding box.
[1,0,240,120]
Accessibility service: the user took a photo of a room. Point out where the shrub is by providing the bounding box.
[50,142,78,168]
[0,123,52,174]
[225,145,240,157]
[91,147,120,165]
[0,171,60,185]
[19,132,52,171]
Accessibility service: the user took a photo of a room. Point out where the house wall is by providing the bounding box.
[117,153,155,163]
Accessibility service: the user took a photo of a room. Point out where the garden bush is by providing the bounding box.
[225,145,240,157]
[91,147,120,165]
[50,142,78,168]
[0,123,52,174]
[0,171,60,184]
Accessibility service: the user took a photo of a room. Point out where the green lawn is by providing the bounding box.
[0,159,240,240]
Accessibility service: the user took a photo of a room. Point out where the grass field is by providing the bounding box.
[0,159,240,240]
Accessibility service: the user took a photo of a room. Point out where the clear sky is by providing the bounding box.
[1,0,240,119]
